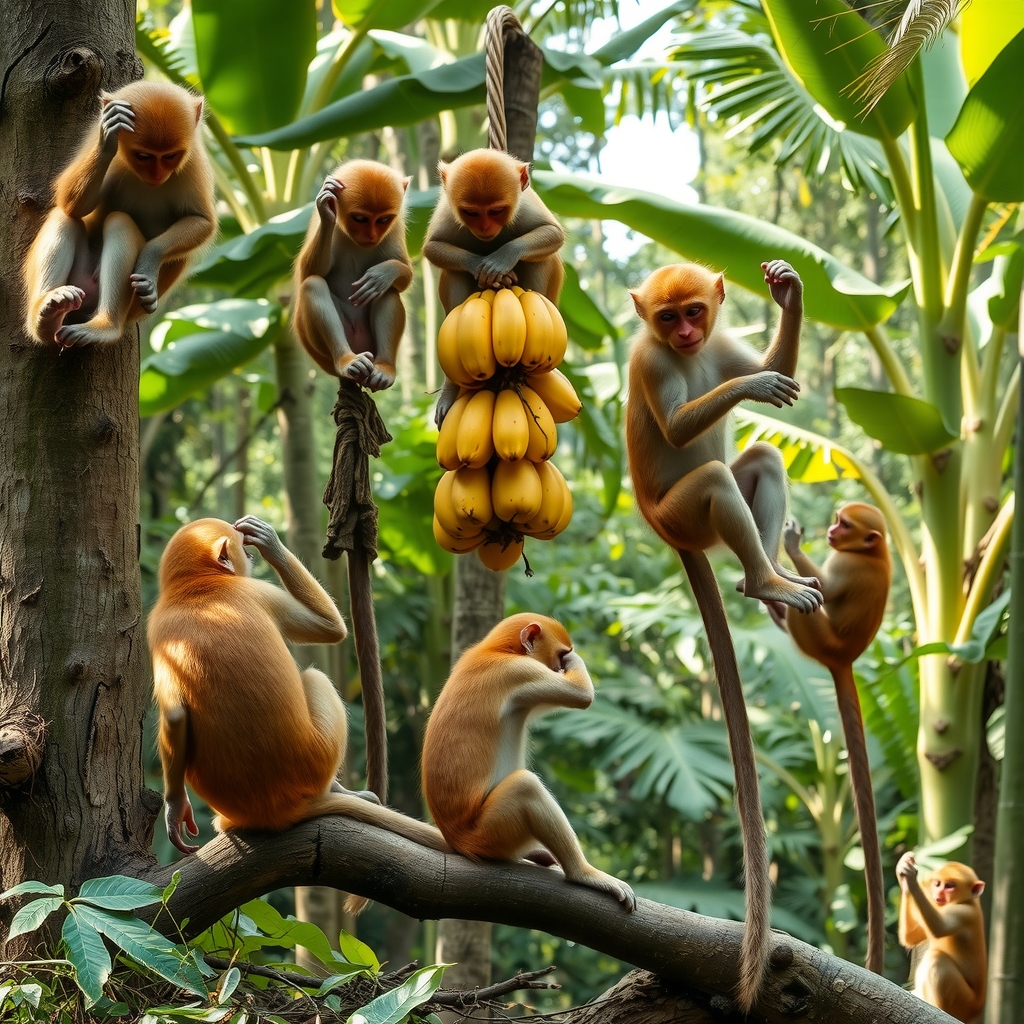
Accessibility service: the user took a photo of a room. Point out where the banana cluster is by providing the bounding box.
[433,287,582,571]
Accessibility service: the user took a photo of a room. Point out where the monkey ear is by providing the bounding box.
[402,175,412,193]
[518,162,531,192]
[715,273,726,304]
[520,622,542,652]
[438,161,449,187]
[193,96,204,125]
[214,538,234,573]
[628,290,645,319]
[863,530,880,547]
[971,880,986,898]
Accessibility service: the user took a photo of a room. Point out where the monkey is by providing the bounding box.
[148,516,450,874]
[23,80,216,348]
[897,853,986,1023]
[421,613,636,912]
[625,259,824,1008]
[421,149,565,425]
[769,502,892,975]
[292,159,413,391]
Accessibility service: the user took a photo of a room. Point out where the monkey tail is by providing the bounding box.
[831,663,886,975]
[678,549,771,1011]
[349,547,388,804]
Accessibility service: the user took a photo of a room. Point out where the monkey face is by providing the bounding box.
[127,147,186,186]
[458,204,510,241]
[345,210,397,248]
[652,302,710,355]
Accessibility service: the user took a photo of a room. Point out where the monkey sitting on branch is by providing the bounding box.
[625,258,822,1010]
[768,503,892,975]
[292,159,413,391]
[24,80,216,348]
[148,515,449,891]
[422,613,635,911]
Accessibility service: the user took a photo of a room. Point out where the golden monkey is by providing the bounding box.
[771,502,892,974]
[421,613,635,911]
[148,515,449,867]
[422,149,565,424]
[24,80,215,347]
[292,159,413,391]
[897,853,986,1022]
[626,259,822,1008]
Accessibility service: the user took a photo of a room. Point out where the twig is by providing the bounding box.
[431,966,560,1006]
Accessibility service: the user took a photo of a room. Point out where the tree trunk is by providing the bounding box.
[0,0,155,944]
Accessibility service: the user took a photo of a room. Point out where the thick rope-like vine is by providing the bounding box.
[485,5,521,152]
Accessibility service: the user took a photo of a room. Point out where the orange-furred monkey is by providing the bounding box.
[625,259,819,1008]
[897,853,986,1023]
[292,160,413,391]
[422,149,565,424]
[148,516,449,870]
[24,81,215,348]
[422,613,635,911]
[771,502,892,975]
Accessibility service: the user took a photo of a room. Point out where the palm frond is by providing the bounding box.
[849,0,969,114]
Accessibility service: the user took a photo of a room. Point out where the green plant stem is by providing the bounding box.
[210,159,255,233]
[880,135,917,246]
[982,325,1011,421]
[306,23,371,115]
[994,362,1020,459]
[863,324,914,396]
[755,750,818,817]
[207,113,266,221]
[943,193,989,399]
[955,495,1014,647]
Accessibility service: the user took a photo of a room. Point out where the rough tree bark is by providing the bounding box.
[0,0,157,938]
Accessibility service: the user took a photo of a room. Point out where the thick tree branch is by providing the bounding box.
[141,816,956,1024]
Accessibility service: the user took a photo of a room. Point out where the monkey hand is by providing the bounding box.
[783,518,804,558]
[233,515,287,566]
[742,370,800,408]
[350,264,396,306]
[316,176,343,222]
[434,378,461,428]
[129,271,159,313]
[337,351,377,387]
[896,851,918,889]
[762,259,803,313]
[99,98,135,154]
[476,252,518,290]
[166,793,199,855]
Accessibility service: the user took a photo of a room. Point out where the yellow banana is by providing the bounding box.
[534,473,573,539]
[491,459,543,523]
[518,290,554,371]
[434,471,479,538]
[437,305,475,387]
[528,368,581,423]
[477,534,524,572]
[433,515,483,553]
[492,388,529,462]
[451,466,494,526]
[520,386,557,462]
[520,461,566,535]
[457,297,497,381]
[536,294,568,372]
[456,390,496,469]
[436,393,470,470]
[479,289,497,305]
[491,288,528,366]
[511,285,524,297]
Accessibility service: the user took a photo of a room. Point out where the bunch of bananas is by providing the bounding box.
[432,286,582,571]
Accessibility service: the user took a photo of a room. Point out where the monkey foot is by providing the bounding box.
[742,575,823,613]
[36,286,85,343]
[363,362,396,392]
[329,781,381,805]
[572,868,637,912]
[772,561,821,590]
[56,319,120,348]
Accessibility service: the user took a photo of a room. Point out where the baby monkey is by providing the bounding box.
[422,613,635,911]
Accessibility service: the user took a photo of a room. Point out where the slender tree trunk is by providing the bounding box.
[0,0,155,944]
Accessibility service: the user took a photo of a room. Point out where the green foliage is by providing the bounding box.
[834,388,958,455]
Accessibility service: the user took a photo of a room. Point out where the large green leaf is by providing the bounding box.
[333,0,443,31]
[559,263,616,351]
[960,0,1024,86]
[141,300,281,416]
[761,0,916,140]
[835,387,958,454]
[532,171,909,330]
[8,897,63,941]
[62,909,110,1007]
[77,876,162,912]
[349,964,448,1024]
[735,408,861,483]
[192,0,317,135]
[946,27,1024,202]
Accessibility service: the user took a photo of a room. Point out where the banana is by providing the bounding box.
[479,288,497,305]
[457,297,497,381]
[519,290,554,372]
[528,368,581,423]
[511,285,524,297]
[437,305,475,387]
[433,515,484,553]
[491,288,528,366]
[492,388,529,462]
[536,294,568,372]
[477,534,524,572]
[520,461,565,535]
[434,471,479,538]
[531,473,573,539]
[451,466,493,526]
[436,393,470,470]
[520,385,557,462]
[456,389,496,469]
[491,459,543,523]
